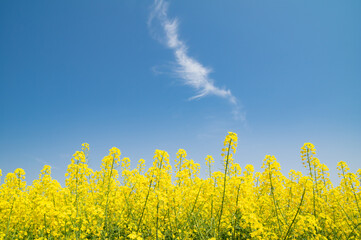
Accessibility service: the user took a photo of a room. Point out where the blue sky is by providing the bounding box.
[1,0,360,185]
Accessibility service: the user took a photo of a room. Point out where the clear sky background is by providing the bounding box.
[1,0,360,185]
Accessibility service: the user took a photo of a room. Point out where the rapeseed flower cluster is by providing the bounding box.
[0,132,360,239]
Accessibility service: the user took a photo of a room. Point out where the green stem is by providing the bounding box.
[189,183,203,217]
[269,165,282,235]
[349,176,361,217]
[217,139,232,238]
[44,213,49,239]
[75,159,80,240]
[137,179,153,232]
[282,186,306,240]
[306,149,316,217]
[103,153,115,239]
[156,200,159,240]
[5,197,15,239]
[232,182,242,240]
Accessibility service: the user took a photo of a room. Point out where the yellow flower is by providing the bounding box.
[0,134,358,239]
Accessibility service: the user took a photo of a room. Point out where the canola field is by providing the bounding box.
[0,132,360,239]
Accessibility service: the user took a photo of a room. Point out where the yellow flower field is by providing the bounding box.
[0,132,360,239]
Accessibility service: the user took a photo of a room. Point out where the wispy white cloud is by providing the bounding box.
[34,157,49,165]
[148,0,245,122]
[34,157,58,169]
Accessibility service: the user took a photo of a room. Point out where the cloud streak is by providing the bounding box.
[149,0,245,121]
